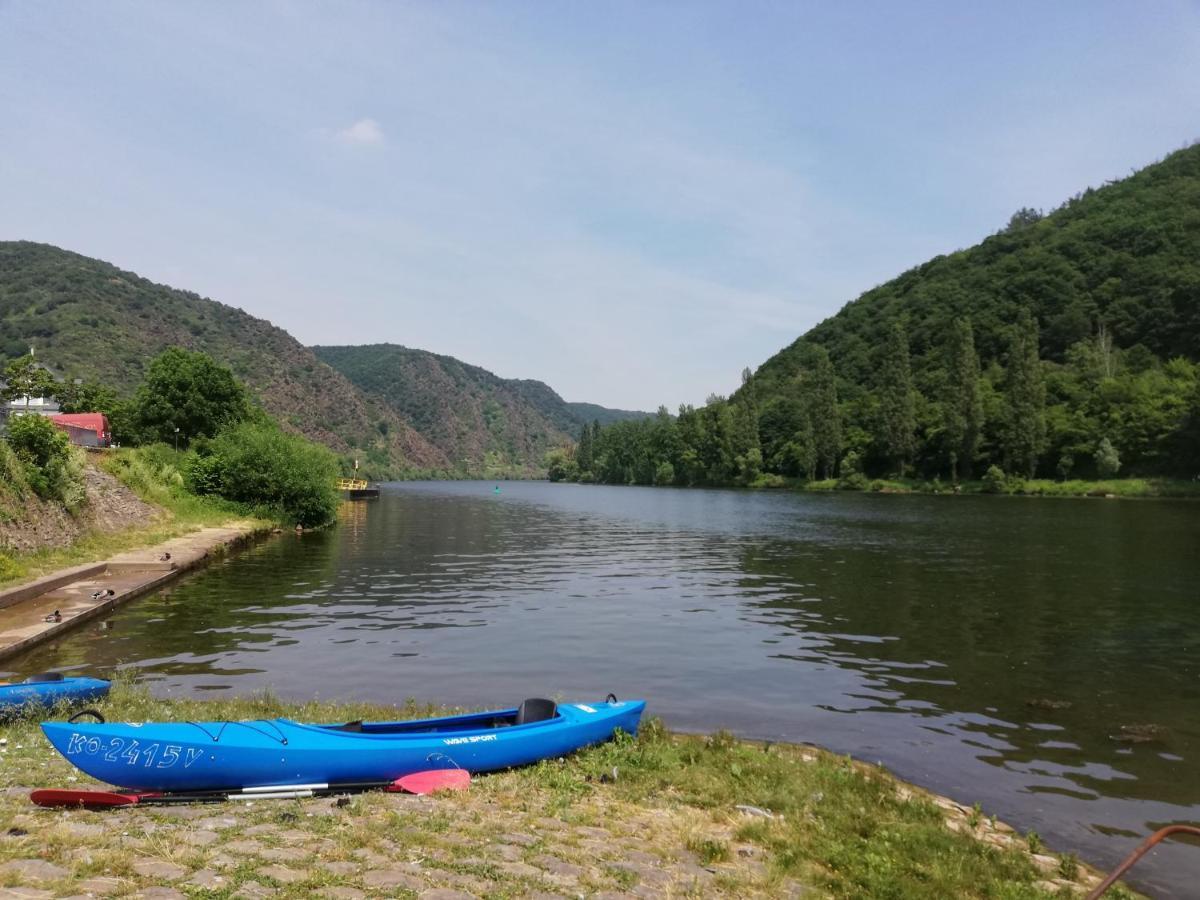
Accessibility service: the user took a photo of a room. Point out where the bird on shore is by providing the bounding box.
[43,610,62,623]
[90,588,116,600]
[159,552,171,561]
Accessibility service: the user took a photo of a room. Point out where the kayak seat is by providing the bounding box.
[515,698,557,726]
[23,672,66,684]
[334,720,363,732]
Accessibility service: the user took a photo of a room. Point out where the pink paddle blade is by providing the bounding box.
[391,769,471,795]
[31,788,147,808]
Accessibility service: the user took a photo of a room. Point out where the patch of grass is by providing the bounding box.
[1058,852,1079,880]
[968,801,983,829]
[573,724,1091,898]
[687,834,731,865]
[806,478,839,491]
[607,863,639,889]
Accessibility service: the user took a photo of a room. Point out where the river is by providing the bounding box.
[6,481,1199,896]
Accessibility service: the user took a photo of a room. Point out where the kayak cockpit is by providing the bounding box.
[315,698,560,736]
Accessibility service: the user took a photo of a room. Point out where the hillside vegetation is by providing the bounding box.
[0,242,446,477]
[0,243,647,477]
[563,143,1200,488]
[314,343,649,473]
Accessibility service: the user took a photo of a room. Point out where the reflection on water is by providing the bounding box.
[6,482,1199,896]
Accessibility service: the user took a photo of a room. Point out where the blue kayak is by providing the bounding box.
[0,674,110,715]
[42,697,645,792]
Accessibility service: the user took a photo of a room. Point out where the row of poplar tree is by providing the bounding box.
[546,311,1200,487]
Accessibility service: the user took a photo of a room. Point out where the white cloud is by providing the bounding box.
[335,118,384,145]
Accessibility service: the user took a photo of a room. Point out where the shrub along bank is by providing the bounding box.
[185,422,340,527]
[3,413,86,510]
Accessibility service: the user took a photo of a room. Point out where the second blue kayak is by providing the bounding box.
[0,674,110,715]
[42,697,645,792]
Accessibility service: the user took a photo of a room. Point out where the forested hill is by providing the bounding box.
[313,343,650,469]
[566,142,1200,487]
[746,141,1200,479]
[755,142,1200,395]
[0,242,448,475]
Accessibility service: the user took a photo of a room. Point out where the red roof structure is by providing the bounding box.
[49,413,111,447]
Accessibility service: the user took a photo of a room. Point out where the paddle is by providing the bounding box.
[31,769,470,809]
[395,768,470,795]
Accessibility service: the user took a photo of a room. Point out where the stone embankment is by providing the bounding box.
[0,522,263,663]
[0,462,161,555]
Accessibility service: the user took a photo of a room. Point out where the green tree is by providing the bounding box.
[786,407,818,480]
[544,446,579,482]
[877,322,917,476]
[133,348,249,446]
[732,369,762,484]
[808,346,842,479]
[576,420,594,472]
[1175,377,1200,475]
[1093,437,1121,478]
[1,353,57,410]
[54,379,119,415]
[1004,207,1044,231]
[944,318,984,480]
[1003,310,1047,477]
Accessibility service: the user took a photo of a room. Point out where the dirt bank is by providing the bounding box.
[0,457,162,554]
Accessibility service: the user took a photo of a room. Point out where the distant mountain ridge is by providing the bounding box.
[0,242,647,476]
[0,242,447,476]
[313,343,651,469]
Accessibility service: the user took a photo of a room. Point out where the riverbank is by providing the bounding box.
[0,520,266,663]
[754,474,1200,498]
[0,685,1138,899]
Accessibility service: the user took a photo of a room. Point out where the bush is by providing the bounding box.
[188,422,339,527]
[982,465,1008,494]
[105,443,187,506]
[185,453,224,495]
[0,552,22,582]
[0,439,28,497]
[4,414,86,509]
[6,413,69,470]
[46,448,86,511]
[1094,437,1121,478]
[835,450,868,490]
[981,465,1027,495]
[543,447,579,483]
[837,471,868,490]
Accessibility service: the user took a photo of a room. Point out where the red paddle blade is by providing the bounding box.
[391,769,471,795]
[31,789,148,808]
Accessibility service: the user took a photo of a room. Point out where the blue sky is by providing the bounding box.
[1,2,1198,409]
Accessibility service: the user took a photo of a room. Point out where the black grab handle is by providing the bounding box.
[606,693,618,704]
[67,709,106,724]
